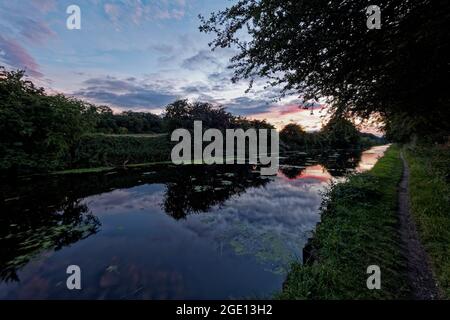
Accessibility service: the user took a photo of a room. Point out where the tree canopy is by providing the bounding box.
[280,117,362,150]
[280,123,307,147]
[0,67,97,172]
[200,0,449,141]
[95,106,164,134]
[163,99,273,131]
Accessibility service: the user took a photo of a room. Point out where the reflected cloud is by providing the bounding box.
[0,146,389,298]
[181,175,326,273]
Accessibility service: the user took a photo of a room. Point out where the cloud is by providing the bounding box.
[278,104,302,116]
[31,0,56,13]
[278,99,325,116]
[19,17,56,45]
[224,97,274,116]
[104,3,121,24]
[149,43,176,55]
[103,0,186,26]
[73,76,178,110]
[182,50,223,71]
[181,83,211,94]
[182,177,325,268]
[0,34,42,77]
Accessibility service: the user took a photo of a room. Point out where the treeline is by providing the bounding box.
[0,67,271,175]
[280,118,385,151]
[95,106,165,134]
[164,99,273,132]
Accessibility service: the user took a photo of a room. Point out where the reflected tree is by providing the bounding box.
[279,149,363,179]
[0,192,100,282]
[163,165,271,219]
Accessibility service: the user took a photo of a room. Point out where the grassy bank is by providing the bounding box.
[278,145,409,299]
[70,133,172,169]
[405,145,450,298]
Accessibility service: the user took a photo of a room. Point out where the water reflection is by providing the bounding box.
[163,165,270,219]
[0,196,100,283]
[0,146,388,299]
[355,145,390,172]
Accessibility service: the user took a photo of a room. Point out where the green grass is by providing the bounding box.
[278,145,409,299]
[405,145,450,298]
[52,166,115,175]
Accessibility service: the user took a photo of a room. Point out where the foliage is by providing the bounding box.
[359,132,387,148]
[320,116,360,149]
[164,99,274,132]
[0,67,97,173]
[94,105,165,134]
[277,145,409,299]
[280,117,370,150]
[1,68,275,174]
[200,0,450,141]
[280,124,307,148]
[71,134,172,168]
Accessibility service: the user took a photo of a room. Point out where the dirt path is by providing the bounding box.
[398,152,440,299]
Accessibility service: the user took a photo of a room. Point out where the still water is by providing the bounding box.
[0,146,388,299]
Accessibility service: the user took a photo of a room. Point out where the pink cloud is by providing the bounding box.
[278,104,303,116]
[19,18,56,45]
[104,3,120,23]
[277,101,326,116]
[31,0,56,13]
[0,35,42,78]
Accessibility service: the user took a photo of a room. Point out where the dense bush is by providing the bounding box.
[95,106,165,134]
[0,67,97,174]
[71,134,172,168]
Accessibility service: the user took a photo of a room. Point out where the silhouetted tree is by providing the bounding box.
[200,0,449,141]
[280,123,307,148]
[321,117,360,149]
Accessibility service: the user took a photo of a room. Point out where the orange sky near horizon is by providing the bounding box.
[248,103,383,136]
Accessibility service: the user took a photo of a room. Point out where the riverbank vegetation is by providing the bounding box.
[279,120,385,151]
[278,145,409,299]
[0,67,272,175]
[405,145,450,298]
[278,143,450,299]
[1,67,379,176]
[72,133,171,169]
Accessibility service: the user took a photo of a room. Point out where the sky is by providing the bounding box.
[0,0,336,131]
